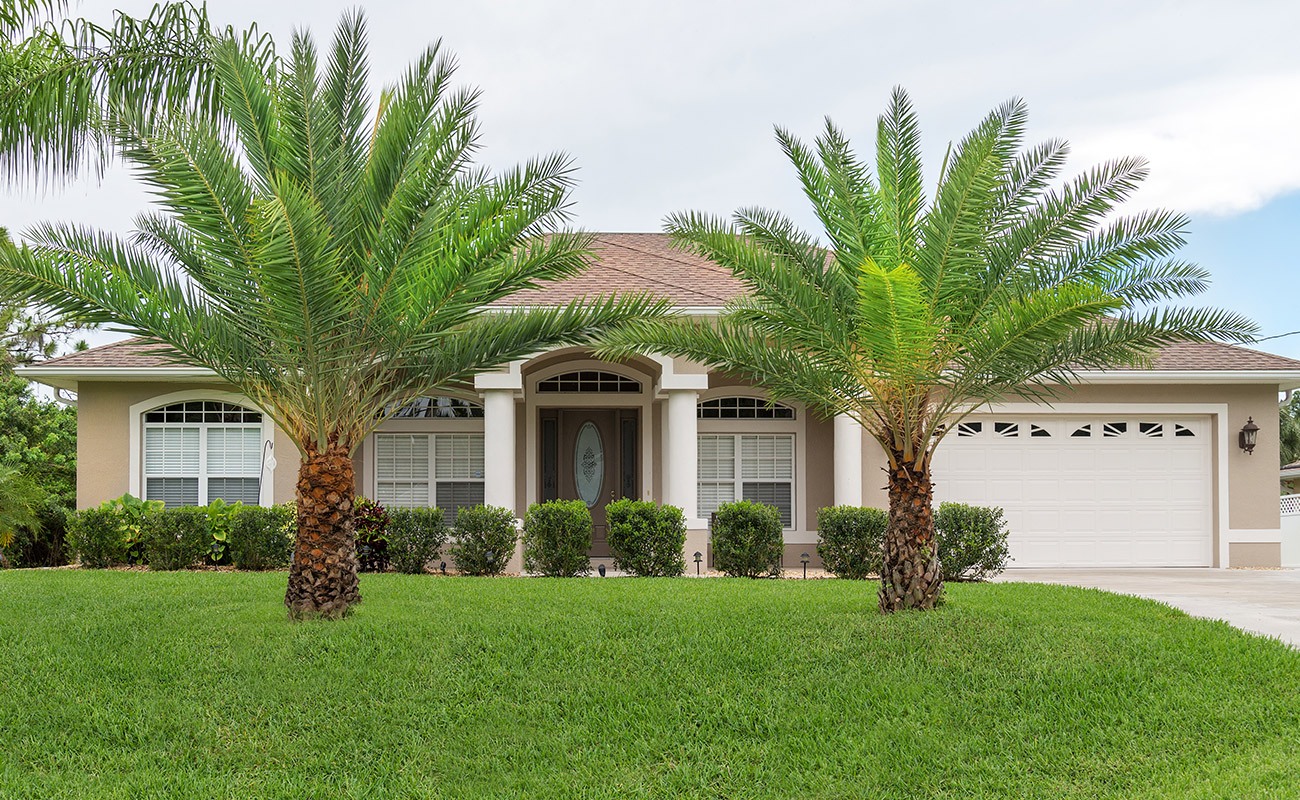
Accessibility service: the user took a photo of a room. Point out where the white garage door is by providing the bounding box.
[931,416,1213,568]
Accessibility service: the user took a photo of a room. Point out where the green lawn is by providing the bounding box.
[1,572,1297,799]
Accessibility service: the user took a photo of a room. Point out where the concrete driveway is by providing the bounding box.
[995,568,1300,648]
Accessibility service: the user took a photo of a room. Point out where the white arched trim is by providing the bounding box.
[128,389,276,506]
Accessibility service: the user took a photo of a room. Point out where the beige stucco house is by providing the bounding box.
[18,233,1300,570]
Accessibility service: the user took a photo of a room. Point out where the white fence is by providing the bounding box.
[1283,495,1300,567]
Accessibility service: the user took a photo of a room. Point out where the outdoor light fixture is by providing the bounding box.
[598,563,606,577]
[693,551,703,575]
[800,552,810,579]
[1239,417,1260,455]
[439,561,447,575]
[485,550,495,569]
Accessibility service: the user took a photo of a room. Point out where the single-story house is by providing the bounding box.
[19,233,1300,571]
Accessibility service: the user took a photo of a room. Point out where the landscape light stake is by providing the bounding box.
[800,552,810,579]
[439,561,447,575]
[598,563,606,577]
[694,551,703,576]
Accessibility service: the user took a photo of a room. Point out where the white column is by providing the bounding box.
[664,389,700,523]
[834,413,863,507]
[482,389,517,513]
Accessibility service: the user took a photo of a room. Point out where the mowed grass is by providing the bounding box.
[1,572,1298,799]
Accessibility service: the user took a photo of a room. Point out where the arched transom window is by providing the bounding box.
[388,397,484,418]
[537,370,641,393]
[697,396,795,420]
[143,401,264,507]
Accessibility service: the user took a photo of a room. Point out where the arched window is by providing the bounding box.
[697,396,795,420]
[143,401,264,507]
[388,396,484,418]
[537,371,641,393]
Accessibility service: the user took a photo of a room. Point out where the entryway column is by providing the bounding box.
[482,389,516,513]
[834,413,863,507]
[663,389,700,522]
[476,362,525,573]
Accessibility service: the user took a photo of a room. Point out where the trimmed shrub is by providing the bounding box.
[522,500,592,577]
[140,507,211,570]
[711,500,784,578]
[387,508,449,574]
[229,504,295,570]
[205,498,241,565]
[605,499,686,577]
[934,502,1011,581]
[817,506,888,579]
[67,508,127,568]
[355,497,391,572]
[449,505,517,576]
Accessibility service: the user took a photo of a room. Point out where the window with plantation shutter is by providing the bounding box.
[697,433,794,527]
[142,401,264,507]
[376,433,484,523]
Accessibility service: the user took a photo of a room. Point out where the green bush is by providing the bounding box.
[711,500,784,578]
[67,508,127,568]
[205,498,241,565]
[817,506,888,579]
[354,497,391,572]
[522,500,592,577]
[229,504,295,570]
[449,505,517,576]
[101,494,164,564]
[387,507,449,574]
[934,502,1011,581]
[140,507,211,570]
[605,499,686,577]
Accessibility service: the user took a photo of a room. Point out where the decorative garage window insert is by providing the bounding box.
[143,401,263,507]
[375,433,485,525]
[698,433,794,527]
[537,371,640,393]
[697,397,795,419]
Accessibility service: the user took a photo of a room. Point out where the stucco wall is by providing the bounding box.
[75,380,299,510]
[804,413,834,530]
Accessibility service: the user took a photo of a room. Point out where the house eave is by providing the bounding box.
[1071,370,1300,389]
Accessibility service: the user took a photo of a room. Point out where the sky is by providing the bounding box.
[3,0,1299,358]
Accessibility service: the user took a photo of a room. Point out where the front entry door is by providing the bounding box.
[541,408,639,557]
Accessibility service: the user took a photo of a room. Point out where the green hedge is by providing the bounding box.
[140,507,211,570]
[229,504,296,570]
[605,500,685,577]
[817,506,888,579]
[711,501,784,578]
[449,505,517,576]
[522,500,592,577]
[387,507,449,574]
[67,508,127,568]
[935,502,1011,581]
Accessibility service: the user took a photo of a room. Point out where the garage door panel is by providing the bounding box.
[932,415,1212,568]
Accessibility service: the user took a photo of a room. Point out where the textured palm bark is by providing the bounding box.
[879,456,943,612]
[285,444,360,620]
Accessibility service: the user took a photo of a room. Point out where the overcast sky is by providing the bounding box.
[5,0,1300,356]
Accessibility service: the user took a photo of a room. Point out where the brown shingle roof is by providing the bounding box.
[22,233,1300,375]
[487,233,743,307]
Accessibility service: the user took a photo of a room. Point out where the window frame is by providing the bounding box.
[696,391,803,533]
[368,395,487,523]
[130,391,274,507]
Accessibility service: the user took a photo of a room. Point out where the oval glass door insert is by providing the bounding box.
[574,421,605,507]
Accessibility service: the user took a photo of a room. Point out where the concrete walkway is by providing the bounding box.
[996,568,1300,648]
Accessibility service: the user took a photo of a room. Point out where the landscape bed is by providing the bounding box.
[1,571,1297,798]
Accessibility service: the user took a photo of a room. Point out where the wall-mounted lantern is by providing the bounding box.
[1239,417,1260,455]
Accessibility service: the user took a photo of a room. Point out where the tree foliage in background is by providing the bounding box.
[0,9,666,617]
[599,88,1256,612]
[0,375,76,566]
[1281,394,1300,468]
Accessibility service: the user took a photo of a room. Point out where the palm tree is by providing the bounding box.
[598,89,1256,612]
[0,13,666,618]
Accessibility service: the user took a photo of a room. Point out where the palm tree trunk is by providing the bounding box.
[879,455,943,612]
[285,443,361,620]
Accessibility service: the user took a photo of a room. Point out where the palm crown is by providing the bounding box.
[0,12,665,454]
[601,89,1255,473]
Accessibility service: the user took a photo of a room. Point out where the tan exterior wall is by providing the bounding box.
[74,380,299,510]
[1228,542,1281,568]
[804,413,834,530]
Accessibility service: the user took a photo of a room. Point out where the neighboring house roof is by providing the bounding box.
[1281,461,1300,481]
[18,232,1300,384]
